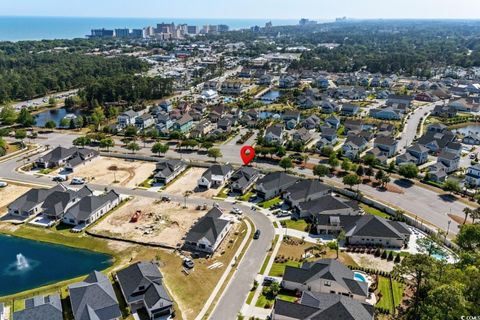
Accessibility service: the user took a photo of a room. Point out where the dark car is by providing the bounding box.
[253,229,261,239]
[183,258,194,269]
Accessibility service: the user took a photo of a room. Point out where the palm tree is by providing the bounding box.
[336,230,346,259]
[470,208,480,224]
[463,207,473,225]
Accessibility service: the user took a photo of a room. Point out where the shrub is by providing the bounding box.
[374,248,381,257]
[387,251,394,261]
[394,254,401,263]
[381,251,388,259]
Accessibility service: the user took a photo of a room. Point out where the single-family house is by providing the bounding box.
[183,208,231,254]
[279,75,299,89]
[281,259,369,301]
[373,136,398,158]
[229,167,261,195]
[431,104,457,118]
[12,294,63,320]
[117,110,139,128]
[321,101,339,114]
[159,100,173,112]
[197,164,234,189]
[396,144,429,165]
[341,104,360,116]
[116,261,174,319]
[63,190,121,228]
[302,115,321,130]
[436,151,460,173]
[325,115,340,129]
[316,127,337,149]
[369,107,402,120]
[292,128,312,144]
[173,114,193,133]
[272,292,374,320]
[8,184,68,218]
[465,164,480,187]
[153,160,187,185]
[221,81,244,95]
[256,172,298,200]
[135,113,155,130]
[283,179,330,208]
[264,125,284,145]
[68,271,121,320]
[296,194,360,219]
[342,136,369,159]
[463,133,480,145]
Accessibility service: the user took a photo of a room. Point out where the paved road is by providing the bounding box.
[209,208,274,320]
[397,103,436,151]
[4,130,472,238]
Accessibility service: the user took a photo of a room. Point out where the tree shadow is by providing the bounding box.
[438,193,457,203]
[393,178,414,188]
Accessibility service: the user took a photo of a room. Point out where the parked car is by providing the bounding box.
[0,181,7,187]
[263,277,278,286]
[52,175,68,182]
[71,177,86,185]
[231,207,243,215]
[277,211,291,218]
[183,258,194,269]
[253,229,261,239]
[161,196,172,202]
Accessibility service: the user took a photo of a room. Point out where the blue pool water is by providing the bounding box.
[354,272,367,282]
[0,234,112,296]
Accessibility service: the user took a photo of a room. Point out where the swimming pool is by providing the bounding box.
[354,272,367,282]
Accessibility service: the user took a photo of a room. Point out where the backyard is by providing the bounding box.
[375,276,405,314]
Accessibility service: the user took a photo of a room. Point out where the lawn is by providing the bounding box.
[255,289,298,308]
[215,187,230,199]
[269,260,302,277]
[259,196,282,209]
[237,190,254,201]
[360,204,391,219]
[259,235,280,275]
[281,219,310,232]
[376,276,405,313]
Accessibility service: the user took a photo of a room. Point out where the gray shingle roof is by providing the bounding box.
[285,179,330,202]
[256,172,298,193]
[69,271,121,320]
[283,259,368,297]
[65,190,119,222]
[345,215,410,239]
[13,294,63,320]
[8,184,68,213]
[297,195,358,216]
[117,261,173,314]
[184,208,229,244]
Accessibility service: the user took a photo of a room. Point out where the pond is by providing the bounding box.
[0,234,112,296]
[258,90,282,104]
[452,124,480,136]
[34,107,87,128]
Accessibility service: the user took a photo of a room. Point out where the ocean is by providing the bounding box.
[0,16,298,41]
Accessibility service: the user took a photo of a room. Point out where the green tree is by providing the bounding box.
[422,283,468,320]
[341,158,352,172]
[462,207,473,225]
[343,173,361,188]
[279,157,293,172]
[91,107,106,131]
[363,153,379,166]
[444,179,461,195]
[124,125,137,138]
[398,163,418,179]
[313,164,330,179]
[151,142,169,156]
[375,169,385,182]
[336,230,346,259]
[126,142,140,154]
[17,108,36,127]
[381,175,391,188]
[207,148,222,162]
[73,136,91,147]
[99,138,115,152]
[14,129,27,146]
[276,146,286,158]
[365,166,374,180]
[356,165,364,177]
[328,153,339,171]
[45,120,57,129]
[456,224,480,251]
[200,141,213,151]
[393,254,435,314]
[0,105,17,125]
[48,96,57,107]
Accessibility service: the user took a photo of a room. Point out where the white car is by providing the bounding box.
[71,177,86,185]
[231,207,243,215]
[0,181,8,187]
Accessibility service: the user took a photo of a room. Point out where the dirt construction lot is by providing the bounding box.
[91,196,210,247]
[71,157,156,188]
[165,167,223,199]
[0,183,31,215]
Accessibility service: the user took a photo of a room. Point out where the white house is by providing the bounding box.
[198,164,234,189]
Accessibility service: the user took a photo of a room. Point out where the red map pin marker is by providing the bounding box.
[240,146,255,165]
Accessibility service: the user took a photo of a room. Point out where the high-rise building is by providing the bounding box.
[130,29,144,38]
[115,28,130,38]
[265,21,273,28]
[90,28,114,38]
[187,25,199,35]
[218,24,229,33]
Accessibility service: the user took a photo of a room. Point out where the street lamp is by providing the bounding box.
[446,220,451,238]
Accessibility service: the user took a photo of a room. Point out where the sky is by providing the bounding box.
[2,0,480,20]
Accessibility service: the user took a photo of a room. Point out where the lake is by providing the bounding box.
[0,234,112,296]
[452,124,480,135]
[259,90,282,104]
[34,108,86,128]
